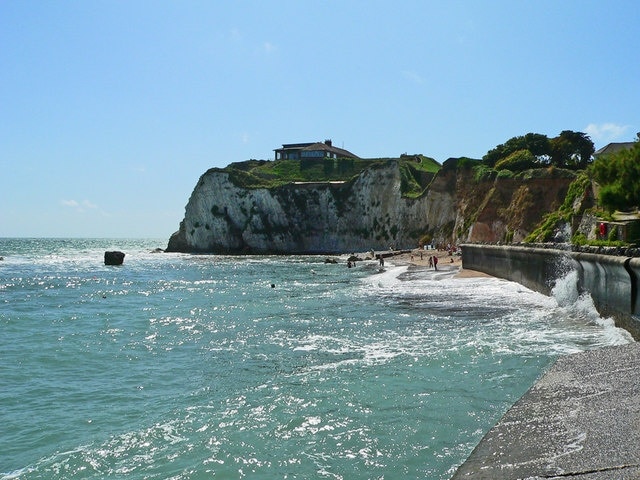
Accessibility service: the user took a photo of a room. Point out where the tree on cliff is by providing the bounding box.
[483,133,551,167]
[590,141,640,212]
[483,131,594,170]
[550,130,595,169]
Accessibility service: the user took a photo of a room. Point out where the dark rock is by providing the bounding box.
[104,251,125,265]
[166,223,189,252]
[150,248,164,253]
[324,258,338,264]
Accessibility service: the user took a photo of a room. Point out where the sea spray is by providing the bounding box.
[551,268,581,307]
[551,268,632,345]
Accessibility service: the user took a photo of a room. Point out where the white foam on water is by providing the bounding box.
[358,263,633,358]
[551,269,581,307]
[551,269,633,345]
[359,264,409,290]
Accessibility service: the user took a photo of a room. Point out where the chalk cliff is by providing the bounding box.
[167,160,575,254]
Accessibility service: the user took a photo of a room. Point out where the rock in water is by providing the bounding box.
[104,251,125,265]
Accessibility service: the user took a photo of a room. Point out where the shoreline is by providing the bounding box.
[352,245,640,479]
[377,248,491,279]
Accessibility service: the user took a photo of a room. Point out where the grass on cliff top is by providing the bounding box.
[223,154,441,190]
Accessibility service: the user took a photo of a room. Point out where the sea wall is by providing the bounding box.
[461,244,640,339]
[451,342,640,479]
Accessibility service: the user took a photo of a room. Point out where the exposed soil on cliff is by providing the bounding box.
[455,168,576,244]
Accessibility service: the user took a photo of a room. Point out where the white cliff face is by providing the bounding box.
[166,161,575,253]
[167,162,457,253]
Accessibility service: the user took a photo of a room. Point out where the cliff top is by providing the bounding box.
[210,154,441,192]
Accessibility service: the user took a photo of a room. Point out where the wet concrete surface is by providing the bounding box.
[452,342,640,479]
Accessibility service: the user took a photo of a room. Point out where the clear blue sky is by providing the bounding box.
[2,1,638,239]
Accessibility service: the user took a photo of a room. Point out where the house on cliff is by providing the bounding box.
[593,141,636,158]
[274,140,359,160]
[590,141,640,243]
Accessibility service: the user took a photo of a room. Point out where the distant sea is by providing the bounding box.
[0,238,632,479]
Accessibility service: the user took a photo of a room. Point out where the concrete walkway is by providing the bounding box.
[452,342,640,479]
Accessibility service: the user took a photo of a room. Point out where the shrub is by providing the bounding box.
[572,233,588,245]
[473,164,496,181]
[495,149,537,171]
[496,169,515,179]
[590,142,640,212]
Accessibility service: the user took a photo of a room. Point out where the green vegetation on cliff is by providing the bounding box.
[221,154,441,196]
[195,130,613,247]
[524,171,589,242]
[590,141,640,212]
[484,130,594,171]
[399,155,441,198]
[523,139,640,245]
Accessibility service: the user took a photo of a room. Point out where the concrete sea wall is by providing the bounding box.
[460,244,640,339]
[451,342,640,479]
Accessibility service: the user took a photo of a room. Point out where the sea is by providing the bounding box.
[0,238,632,479]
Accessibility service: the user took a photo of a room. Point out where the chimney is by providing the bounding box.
[324,139,332,147]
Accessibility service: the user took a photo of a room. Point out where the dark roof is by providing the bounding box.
[274,140,359,159]
[280,142,314,149]
[300,142,359,158]
[593,142,636,157]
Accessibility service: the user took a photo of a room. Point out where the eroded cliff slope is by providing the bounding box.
[167,160,576,253]
[168,161,446,253]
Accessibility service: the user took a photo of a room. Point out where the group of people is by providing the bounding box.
[347,244,455,271]
[410,249,440,270]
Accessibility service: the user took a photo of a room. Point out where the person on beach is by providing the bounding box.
[379,255,384,267]
[428,256,433,268]
[433,255,438,271]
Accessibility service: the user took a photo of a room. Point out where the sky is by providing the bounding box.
[2,1,638,239]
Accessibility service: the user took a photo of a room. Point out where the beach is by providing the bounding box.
[380,247,490,279]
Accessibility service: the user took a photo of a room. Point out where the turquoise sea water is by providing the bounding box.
[0,238,632,479]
